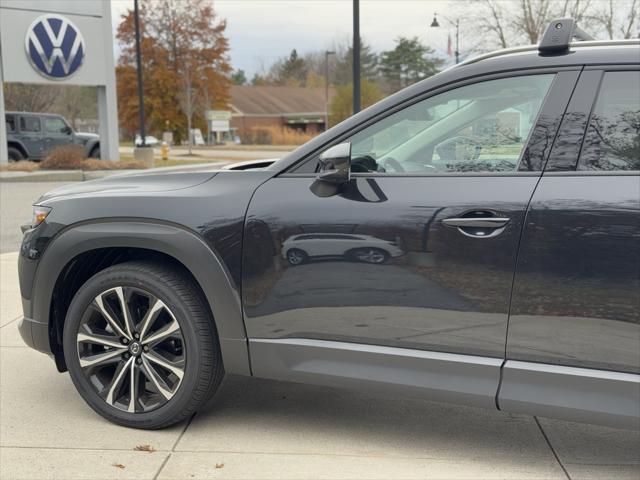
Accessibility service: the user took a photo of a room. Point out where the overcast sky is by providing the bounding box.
[110,0,454,77]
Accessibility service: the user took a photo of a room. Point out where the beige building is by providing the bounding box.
[230,85,332,134]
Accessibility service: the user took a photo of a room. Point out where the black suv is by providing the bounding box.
[6,111,100,161]
[18,20,640,430]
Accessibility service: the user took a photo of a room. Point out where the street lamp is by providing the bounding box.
[431,13,460,65]
[353,0,361,114]
[324,50,335,130]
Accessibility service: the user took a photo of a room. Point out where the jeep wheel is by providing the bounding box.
[63,261,223,429]
[89,146,101,159]
[7,147,24,162]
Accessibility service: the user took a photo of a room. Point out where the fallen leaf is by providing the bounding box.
[215,463,225,469]
[112,463,125,469]
[134,444,156,453]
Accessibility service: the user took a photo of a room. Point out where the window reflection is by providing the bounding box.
[579,71,640,171]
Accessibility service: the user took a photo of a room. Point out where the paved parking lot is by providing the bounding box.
[0,181,638,479]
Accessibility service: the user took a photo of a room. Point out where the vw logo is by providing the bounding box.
[25,14,85,80]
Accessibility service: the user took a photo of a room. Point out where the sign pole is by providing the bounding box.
[0,36,7,165]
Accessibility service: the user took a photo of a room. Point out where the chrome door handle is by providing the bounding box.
[442,217,509,228]
[442,214,510,238]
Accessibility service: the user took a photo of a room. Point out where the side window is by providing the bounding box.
[19,116,41,133]
[578,71,640,171]
[44,117,69,134]
[5,115,16,133]
[348,74,554,174]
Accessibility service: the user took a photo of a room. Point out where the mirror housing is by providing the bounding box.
[317,142,351,184]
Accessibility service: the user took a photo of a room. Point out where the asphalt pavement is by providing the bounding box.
[0,180,638,479]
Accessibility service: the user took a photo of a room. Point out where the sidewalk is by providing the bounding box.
[1,251,639,479]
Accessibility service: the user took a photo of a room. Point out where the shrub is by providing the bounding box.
[0,161,40,172]
[238,126,317,146]
[40,145,86,170]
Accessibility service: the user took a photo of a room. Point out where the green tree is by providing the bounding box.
[232,69,247,85]
[271,49,308,86]
[331,39,378,85]
[379,37,443,91]
[330,80,384,125]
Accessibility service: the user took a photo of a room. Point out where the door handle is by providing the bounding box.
[442,213,510,238]
[442,217,509,228]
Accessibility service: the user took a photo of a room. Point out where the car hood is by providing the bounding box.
[75,132,99,141]
[36,171,218,205]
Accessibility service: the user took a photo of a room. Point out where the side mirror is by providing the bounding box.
[310,142,351,197]
[317,142,351,184]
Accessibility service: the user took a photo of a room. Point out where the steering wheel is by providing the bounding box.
[381,157,406,173]
[435,136,482,162]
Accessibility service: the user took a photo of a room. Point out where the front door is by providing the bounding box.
[243,71,576,366]
[43,116,73,155]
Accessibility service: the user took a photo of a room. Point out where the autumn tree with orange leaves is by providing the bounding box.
[116,0,230,144]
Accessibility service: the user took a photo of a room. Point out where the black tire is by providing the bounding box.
[7,147,24,162]
[348,247,390,264]
[286,248,308,266]
[89,145,100,159]
[63,261,223,429]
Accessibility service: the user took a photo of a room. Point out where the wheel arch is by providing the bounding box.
[34,220,250,376]
[7,141,28,159]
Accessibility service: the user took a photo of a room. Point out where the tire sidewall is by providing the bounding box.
[7,147,24,162]
[63,266,212,427]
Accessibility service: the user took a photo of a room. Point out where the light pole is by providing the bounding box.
[431,13,460,65]
[324,50,335,130]
[134,0,146,146]
[353,0,361,114]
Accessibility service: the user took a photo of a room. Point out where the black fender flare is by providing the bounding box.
[33,220,251,375]
[85,139,100,157]
[7,140,29,158]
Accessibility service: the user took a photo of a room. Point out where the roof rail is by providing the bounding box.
[539,18,595,53]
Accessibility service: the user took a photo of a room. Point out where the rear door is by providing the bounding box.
[18,115,44,159]
[501,68,640,427]
[243,70,579,407]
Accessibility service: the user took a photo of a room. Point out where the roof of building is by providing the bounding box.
[230,85,330,117]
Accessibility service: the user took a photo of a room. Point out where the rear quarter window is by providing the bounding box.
[578,71,640,171]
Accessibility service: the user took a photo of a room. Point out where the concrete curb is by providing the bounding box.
[0,161,230,183]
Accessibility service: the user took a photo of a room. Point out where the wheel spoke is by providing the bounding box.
[128,359,139,413]
[142,317,180,346]
[94,292,129,340]
[79,349,123,369]
[138,298,165,342]
[77,332,127,350]
[115,287,136,339]
[143,351,184,380]
[141,355,174,400]
[105,357,133,406]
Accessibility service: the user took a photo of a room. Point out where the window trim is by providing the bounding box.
[283,66,581,178]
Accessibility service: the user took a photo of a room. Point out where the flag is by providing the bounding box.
[447,33,453,57]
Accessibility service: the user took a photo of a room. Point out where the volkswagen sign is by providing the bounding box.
[25,14,85,80]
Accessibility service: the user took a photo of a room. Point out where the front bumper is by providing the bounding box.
[18,316,50,353]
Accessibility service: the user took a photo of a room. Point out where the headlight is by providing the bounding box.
[31,205,52,228]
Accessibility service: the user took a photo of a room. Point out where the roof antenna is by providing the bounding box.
[539,18,594,54]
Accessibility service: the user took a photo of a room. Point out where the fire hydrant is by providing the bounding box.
[161,142,170,161]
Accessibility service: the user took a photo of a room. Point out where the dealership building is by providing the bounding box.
[0,0,119,164]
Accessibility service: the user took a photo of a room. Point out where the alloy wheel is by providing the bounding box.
[76,286,186,413]
[354,248,387,264]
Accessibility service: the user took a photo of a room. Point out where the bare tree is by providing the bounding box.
[4,84,58,112]
[589,0,638,38]
[178,62,197,155]
[470,0,638,49]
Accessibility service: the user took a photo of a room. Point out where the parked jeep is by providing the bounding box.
[5,111,100,161]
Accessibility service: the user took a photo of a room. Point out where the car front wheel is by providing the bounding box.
[63,261,223,429]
